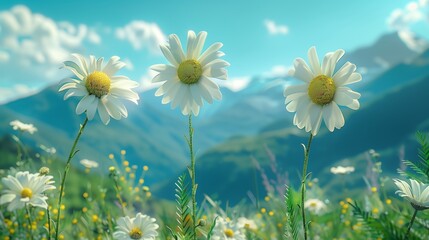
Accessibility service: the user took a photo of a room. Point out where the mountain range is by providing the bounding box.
[1,31,427,203]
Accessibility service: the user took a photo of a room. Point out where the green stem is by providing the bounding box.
[188,114,197,240]
[55,117,88,240]
[25,204,34,240]
[300,134,313,240]
[47,208,52,240]
[113,177,126,216]
[405,208,418,239]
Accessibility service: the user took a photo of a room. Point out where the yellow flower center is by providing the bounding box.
[21,188,33,199]
[177,59,202,84]
[308,75,336,105]
[224,228,234,238]
[310,202,317,208]
[129,227,143,239]
[85,71,111,98]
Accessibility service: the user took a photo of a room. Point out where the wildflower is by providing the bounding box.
[330,166,355,175]
[386,199,392,205]
[151,30,229,116]
[393,178,429,210]
[39,145,56,154]
[59,54,139,125]
[304,198,326,215]
[38,167,50,176]
[237,217,257,230]
[10,120,37,134]
[284,46,361,135]
[143,166,149,171]
[80,159,99,168]
[113,213,159,240]
[371,187,377,193]
[212,217,245,240]
[0,171,55,211]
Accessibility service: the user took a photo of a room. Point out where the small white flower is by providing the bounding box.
[212,217,245,240]
[0,171,56,211]
[304,198,326,215]
[237,217,257,231]
[113,213,159,240]
[10,120,37,134]
[39,145,57,154]
[284,46,361,135]
[59,54,140,125]
[151,30,229,116]
[393,178,429,210]
[330,166,355,175]
[80,159,99,168]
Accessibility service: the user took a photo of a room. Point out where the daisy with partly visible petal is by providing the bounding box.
[284,46,362,136]
[151,30,229,116]
[212,217,245,240]
[0,171,56,211]
[393,178,429,210]
[113,213,159,240]
[59,54,140,125]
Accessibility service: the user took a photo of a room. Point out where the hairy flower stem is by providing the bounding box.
[405,209,418,239]
[300,134,313,240]
[112,177,126,216]
[188,115,197,240]
[25,204,34,240]
[47,208,52,240]
[55,117,88,240]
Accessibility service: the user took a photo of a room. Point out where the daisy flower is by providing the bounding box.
[284,46,362,135]
[330,166,355,175]
[113,213,159,240]
[304,198,326,215]
[393,178,429,210]
[10,120,37,134]
[80,159,99,168]
[237,217,257,231]
[59,54,139,125]
[0,171,56,211]
[212,217,245,240]
[151,30,229,116]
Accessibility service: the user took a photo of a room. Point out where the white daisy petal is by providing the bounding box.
[325,49,345,77]
[85,97,99,120]
[198,42,223,63]
[168,34,186,63]
[186,30,197,59]
[292,58,313,82]
[200,51,225,66]
[343,72,362,85]
[72,53,89,76]
[308,46,322,75]
[308,103,323,135]
[192,31,207,59]
[103,56,125,76]
[333,62,357,86]
[76,95,93,115]
[62,61,85,80]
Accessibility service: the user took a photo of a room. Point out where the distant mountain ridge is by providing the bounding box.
[0,32,425,201]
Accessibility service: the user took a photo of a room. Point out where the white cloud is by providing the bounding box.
[122,58,134,71]
[264,20,289,35]
[264,65,290,77]
[218,76,251,92]
[116,21,166,54]
[0,84,38,104]
[0,5,101,91]
[387,1,429,52]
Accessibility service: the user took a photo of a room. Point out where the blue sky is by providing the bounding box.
[0,0,427,103]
